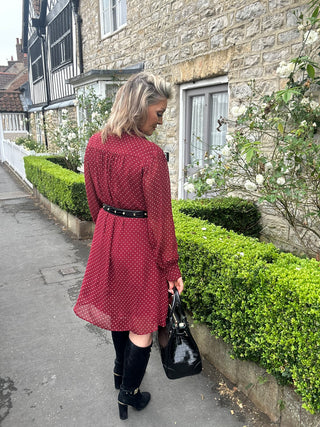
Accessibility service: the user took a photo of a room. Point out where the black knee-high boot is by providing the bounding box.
[117,339,152,420]
[111,331,129,389]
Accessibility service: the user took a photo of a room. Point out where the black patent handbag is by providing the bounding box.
[158,287,202,380]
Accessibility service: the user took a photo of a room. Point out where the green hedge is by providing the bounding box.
[174,197,261,238]
[23,157,320,412]
[172,204,320,414]
[24,156,91,221]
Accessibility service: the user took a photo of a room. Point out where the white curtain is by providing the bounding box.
[190,95,205,166]
[210,91,228,153]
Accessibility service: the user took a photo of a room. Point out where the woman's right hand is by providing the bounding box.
[168,277,184,294]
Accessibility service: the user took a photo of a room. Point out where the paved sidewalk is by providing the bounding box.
[0,163,256,427]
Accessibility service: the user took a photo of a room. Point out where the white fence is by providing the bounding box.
[0,138,35,186]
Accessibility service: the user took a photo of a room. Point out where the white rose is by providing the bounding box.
[244,180,257,191]
[276,61,295,78]
[304,30,319,45]
[184,182,195,193]
[206,178,214,186]
[300,97,309,105]
[310,100,319,110]
[221,145,232,158]
[277,177,285,185]
[231,104,246,118]
[265,162,273,172]
[256,174,264,185]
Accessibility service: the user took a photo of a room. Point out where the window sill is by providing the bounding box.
[51,60,73,73]
[101,23,127,40]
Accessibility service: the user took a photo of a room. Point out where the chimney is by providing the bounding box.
[16,38,24,63]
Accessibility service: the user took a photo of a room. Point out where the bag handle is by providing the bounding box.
[169,286,187,330]
[169,286,180,312]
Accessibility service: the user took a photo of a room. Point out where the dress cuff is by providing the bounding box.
[164,262,181,282]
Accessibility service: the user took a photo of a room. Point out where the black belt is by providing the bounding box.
[103,204,148,218]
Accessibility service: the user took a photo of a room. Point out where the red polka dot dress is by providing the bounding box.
[74,132,181,335]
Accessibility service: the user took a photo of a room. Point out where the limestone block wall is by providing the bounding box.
[79,0,313,254]
[29,106,77,151]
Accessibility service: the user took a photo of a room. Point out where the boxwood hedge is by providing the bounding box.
[171,203,320,414]
[24,155,91,221]
[23,155,320,412]
[175,197,261,238]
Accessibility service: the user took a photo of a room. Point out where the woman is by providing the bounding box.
[74,72,183,420]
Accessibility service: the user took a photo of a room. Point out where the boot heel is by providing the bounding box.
[118,402,128,420]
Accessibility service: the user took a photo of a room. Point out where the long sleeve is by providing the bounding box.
[84,145,102,223]
[143,150,181,281]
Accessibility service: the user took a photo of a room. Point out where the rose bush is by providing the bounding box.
[184,3,320,257]
[45,88,112,171]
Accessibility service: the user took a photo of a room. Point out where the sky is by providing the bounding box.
[0,0,24,65]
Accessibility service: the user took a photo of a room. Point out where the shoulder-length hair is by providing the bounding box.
[101,72,172,140]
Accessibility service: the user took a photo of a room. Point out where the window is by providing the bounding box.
[49,3,73,70]
[100,0,127,37]
[30,38,44,82]
[179,77,228,198]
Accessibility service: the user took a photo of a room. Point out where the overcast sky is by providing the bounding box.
[0,0,23,65]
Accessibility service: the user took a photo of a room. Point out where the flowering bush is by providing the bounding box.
[184,3,320,257]
[46,88,112,171]
[14,135,47,153]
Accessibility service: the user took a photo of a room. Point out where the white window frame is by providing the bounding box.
[100,0,127,38]
[178,76,229,199]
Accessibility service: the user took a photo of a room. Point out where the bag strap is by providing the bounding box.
[169,286,187,329]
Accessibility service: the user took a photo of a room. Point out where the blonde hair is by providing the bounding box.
[101,72,171,140]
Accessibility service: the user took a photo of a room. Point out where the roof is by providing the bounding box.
[0,91,24,112]
[0,73,17,90]
[67,64,144,88]
[7,71,28,91]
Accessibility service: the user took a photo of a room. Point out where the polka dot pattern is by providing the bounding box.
[74,132,181,335]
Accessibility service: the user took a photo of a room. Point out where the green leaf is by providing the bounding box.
[311,6,319,19]
[278,122,284,134]
[282,91,293,103]
[276,87,301,104]
[246,148,255,163]
[307,64,315,79]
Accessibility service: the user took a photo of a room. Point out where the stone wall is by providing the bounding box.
[79,0,313,254]
[29,106,77,151]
